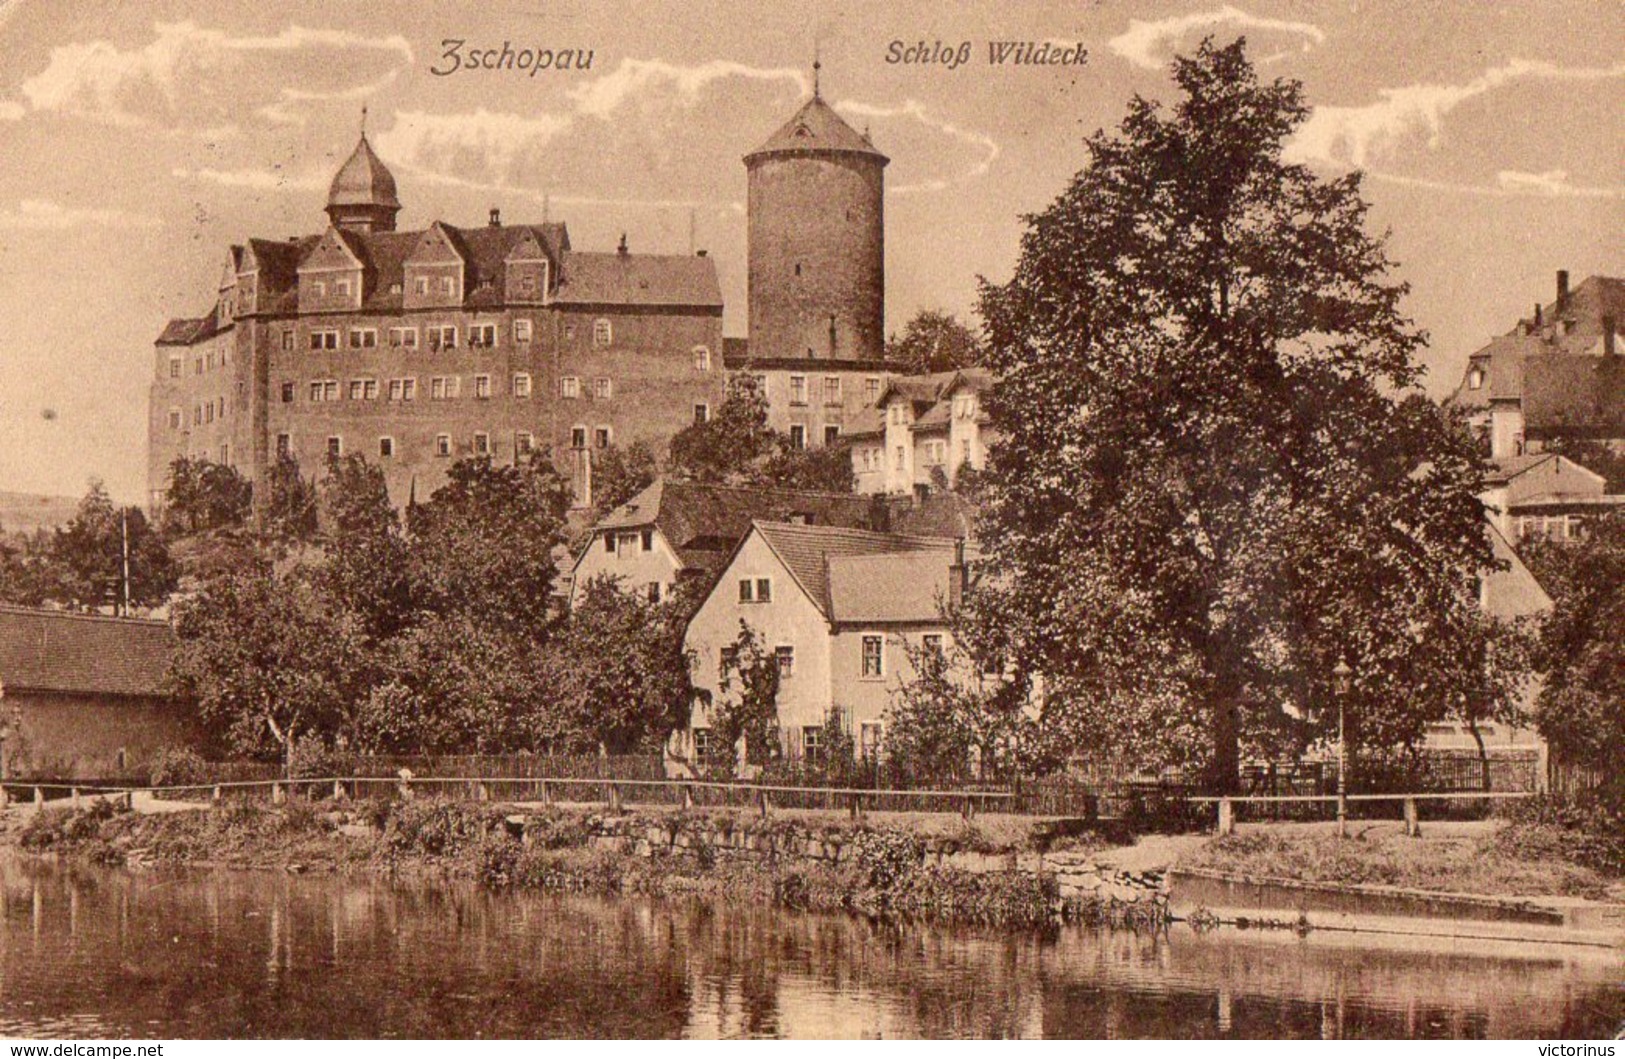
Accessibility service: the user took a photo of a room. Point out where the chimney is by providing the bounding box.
[1605,315,1618,357]
[617,233,629,257]
[488,207,501,227]
[696,249,707,257]
[1534,303,1543,327]
[1556,270,1570,315]
[948,538,967,612]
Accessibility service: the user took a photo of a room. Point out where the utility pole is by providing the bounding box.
[120,508,131,617]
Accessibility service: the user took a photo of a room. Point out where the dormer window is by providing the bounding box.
[312,280,327,298]
[415,276,429,296]
[1468,368,1485,391]
[335,278,351,298]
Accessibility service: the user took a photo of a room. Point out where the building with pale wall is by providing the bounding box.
[849,369,994,494]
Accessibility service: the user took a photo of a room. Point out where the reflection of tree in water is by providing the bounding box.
[0,857,1617,1039]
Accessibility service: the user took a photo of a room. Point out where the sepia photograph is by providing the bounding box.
[0,0,1618,1044]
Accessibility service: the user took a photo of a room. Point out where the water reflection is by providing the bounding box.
[0,854,1617,1039]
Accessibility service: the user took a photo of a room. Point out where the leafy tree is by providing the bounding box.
[761,443,855,493]
[590,439,661,515]
[975,40,1506,791]
[706,621,780,776]
[668,374,777,484]
[1529,511,1625,788]
[317,455,411,638]
[161,457,252,537]
[544,575,693,754]
[0,527,57,607]
[405,454,570,633]
[1542,438,1625,493]
[168,564,372,766]
[50,481,176,614]
[261,454,318,544]
[885,309,986,374]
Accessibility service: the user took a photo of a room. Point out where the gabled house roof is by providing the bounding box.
[827,548,958,625]
[1523,355,1625,436]
[1482,524,1552,621]
[750,521,955,618]
[0,606,176,699]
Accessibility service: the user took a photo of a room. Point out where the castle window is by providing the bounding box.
[513,319,533,344]
[388,327,418,349]
[694,403,709,425]
[326,436,342,459]
[349,328,377,350]
[592,318,613,347]
[312,281,326,298]
[309,380,338,402]
[474,374,492,399]
[281,382,295,403]
[204,402,214,424]
[206,351,216,370]
[364,379,379,399]
[348,380,366,401]
[415,276,429,296]
[560,376,580,399]
[389,378,417,401]
[789,375,807,406]
[440,276,457,298]
[168,357,181,378]
[513,373,532,398]
[335,278,351,299]
[275,434,290,458]
[310,330,339,352]
[281,330,294,352]
[195,358,204,375]
[168,408,181,430]
[825,377,842,405]
[594,377,613,400]
[470,323,497,348]
[378,437,395,459]
[428,325,457,351]
[435,434,452,457]
[693,346,711,371]
[789,424,806,450]
[431,376,460,400]
[515,431,534,457]
[866,377,881,403]
[595,426,612,449]
[825,425,841,446]
[571,426,587,450]
[473,432,490,456]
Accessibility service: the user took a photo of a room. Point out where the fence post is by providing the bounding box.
[70,788,81,810]
[0,786,8,810]
[1217,797,1234,836]
[33,787,42,808]
[272,782,285,806]
[477,783,490,803]
[212,785,222,805]
[758,788,770,819]
[608,783,622,811]
[848,792,862,822]
[1403,797,1420,838]
[682,783,694,811]
[961,794,976,822]
[539,780,551,806]
[333,780,344,802]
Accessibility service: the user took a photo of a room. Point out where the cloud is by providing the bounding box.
[170,166,330,192]
[836,99,1001,195]
[1360,169,1624,200]
[257,71,402,126]
[1286,58,1625,168]
[372,109,576,187]
[10,21,410,128]
[0,198,161,230]
[1108,5,1324,70]
[566,58,806,118]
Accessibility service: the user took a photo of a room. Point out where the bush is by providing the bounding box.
[380,800,497,857]
[1496,793,1625,877]
[288,740,346,780]
[149,746,211,788]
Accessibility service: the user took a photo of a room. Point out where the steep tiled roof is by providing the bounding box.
[752,521,953,617]
[1449,275,1625,411]
[1483,525,1552,621]
[883,493,979,539]
[0,606,175,698]
[556,251,721,307]
[746,96,888,163]
[844,407,885,439]
[155,304,226,347]
[1484,453,1559,484]
[1523,355,1625,435]
[828,548,958,624]
[328,133,400,209]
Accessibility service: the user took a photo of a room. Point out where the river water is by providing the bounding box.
[0,853,1617,1039]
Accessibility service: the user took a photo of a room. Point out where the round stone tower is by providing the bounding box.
[744,75,888,362]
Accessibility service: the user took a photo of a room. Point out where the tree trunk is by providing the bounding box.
[1208,697,1240,795]
[1466,718,1491,792]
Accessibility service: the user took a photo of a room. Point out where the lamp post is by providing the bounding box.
[1332,658,1352,837]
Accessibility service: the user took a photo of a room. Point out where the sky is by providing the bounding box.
[0,0,1618,502]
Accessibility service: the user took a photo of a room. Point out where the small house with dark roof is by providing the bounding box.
[1479,452,1625,543]
[679,520,973,769]
[151,124,726,511]
[0,606,194,780]
[1449,271,1625,459]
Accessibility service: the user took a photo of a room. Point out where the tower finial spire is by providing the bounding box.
[360,104,368,137]
[812,42,821,99]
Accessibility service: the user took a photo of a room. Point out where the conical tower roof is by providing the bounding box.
[328,133,401,209]
[745,96,888,165]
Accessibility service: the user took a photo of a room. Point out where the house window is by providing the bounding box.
[473,432,490,456]
[378,437,395,459]
[434,434,452,457]
[326,436,342,459]
[789,375,807,406]
[205,402,214,424]
[168,408,182,430]
[389,326,418,349]
[168,357,181,378]
[641,530,654,551]
[861,635,884,678]
[824,425,841,447]
[334,278,351,298]
[513,373,532,398]
[860,723,883,762]
[474,374,492,399]
[616,533,638,558]
[694,403,710,425]
[513,319,533,344]
[865,377,881,403]
[647,582,662,603]
[571,426,587,450]
[1468,368,1484,390]
[309,380,338,402]
[312,280,326,298]
[515,431,534,458]
[594,377,613,400]
[280,330,294,352]
[926,440,946,465]
[757,578,772,602]
[470,323,497,349]
[349,328,377,349]
[206,351,216,370]
[389,378,417,401]
[692,727,712,763]
[693,346,711,371]
[825,377,842,405]
[789,424,806,450]
[195,357,203,375]
[440,276,457,298]
[603,533,616,554]
[801,725,826,765]
[595,426,612,449]
[738,578,754,603]
[431,376,460,400]
[592,318,613,346]
[923,633,944,656]
[275,433,291,458]
[560,376,580,399]
[775,646,795,679]
[428,325,457,351]
[895,446,906,471]
[309,330,338,351]
[719,646,738,675]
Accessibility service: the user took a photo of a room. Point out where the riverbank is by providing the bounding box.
[3,797,1169,930]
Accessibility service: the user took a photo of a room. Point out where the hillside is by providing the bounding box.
[0,491,81,536]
